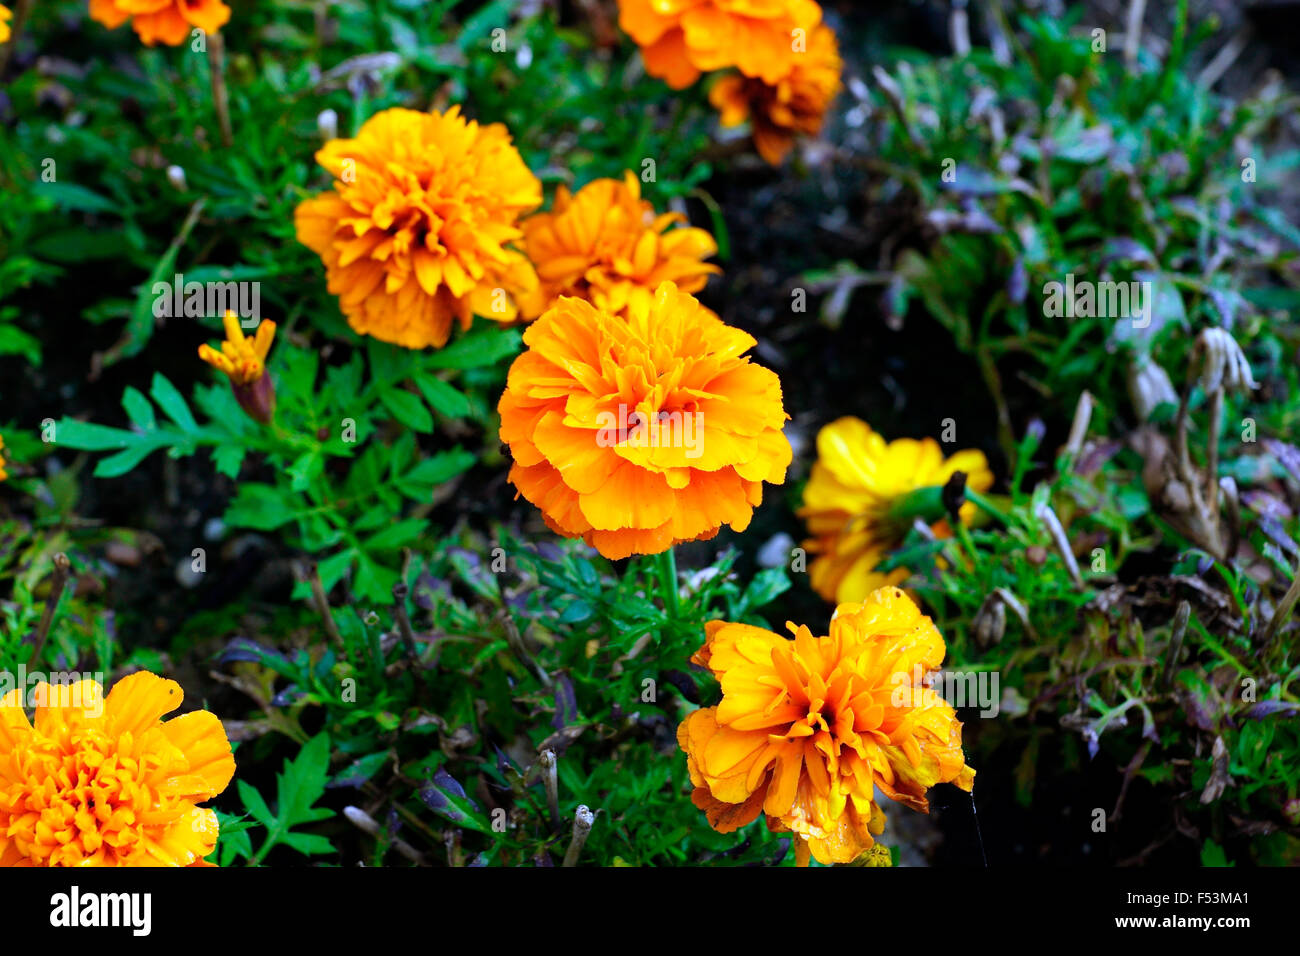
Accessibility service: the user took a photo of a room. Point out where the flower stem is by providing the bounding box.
[207,31,234,148]
[29,552,71,666]
[656,548,680,618]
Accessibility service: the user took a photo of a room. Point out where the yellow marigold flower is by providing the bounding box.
[799,417,993,604]
[618,0,823,90]
[88,0,230,47]
[498,281,791,560]
[709,23,842,164]
[199,311,277,424]
[678,586,975,866]
[0,671,235,866]
[0,5,11,44]
[518,171,720,320]
[295,106,542,350]
[0,433,8,482]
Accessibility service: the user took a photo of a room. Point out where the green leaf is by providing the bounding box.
[363,518,428,552]
[0,323,42,365]
[38,182,118,215]
[121,387,156,431]
[247,734,337,864]
[95,442,162,478]
[149,373,200,433]
[225,483,297,531]
[53,419,135,451]
[237,780,276,829]
[740,568,791,612]
[424,325,521,370]
[399,448,474,495]
[212,444,246,479]
[420,768,490,833]
[379,388,434,433]
[415,374,471,418]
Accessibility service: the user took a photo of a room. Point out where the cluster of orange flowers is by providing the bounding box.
[678,587,975,866]
[619,0,842,164]
[61,0,985,872]
[0,5,11,45]
[288,103,786,560]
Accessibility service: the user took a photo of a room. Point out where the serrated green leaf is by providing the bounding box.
[149,373,200,433]
[379,388,433,433]
[415,374,471,418]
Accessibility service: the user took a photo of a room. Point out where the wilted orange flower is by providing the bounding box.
[88,0,230,47]
[678,586,975,866]
[0,671,235,866]
[0,5,11,44]
[618,0,823,90]
[199,311,277,424]
[710,23,842,164]
[295,106,542,350]
[518,171,719,320]
[498,281,791,559]
[799,417,993,604]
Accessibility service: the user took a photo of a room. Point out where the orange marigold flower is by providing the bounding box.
[678,586,975,866]
[498,281,791,560]
[0,433,8,482]
[518,171,720,320]
[799,417,993,604]
[199,311,277,424]
[0,671,236,866]
[295,106,542,350]
[709,23,842,164]
[618,0,823,90]
[0,5,11,44]
[88,0,230,47]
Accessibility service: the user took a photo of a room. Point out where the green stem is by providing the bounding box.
[965,489,1010,527]
[656,548,679,619]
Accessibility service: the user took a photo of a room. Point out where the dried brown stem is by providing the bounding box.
[207,31,234,148]
[561,806,594,867]
[304,561,345,652]
[29,553,72,665]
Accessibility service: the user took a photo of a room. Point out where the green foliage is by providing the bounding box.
[843,7,1299,451]
[233,734,337,865]
[204,529,793,866]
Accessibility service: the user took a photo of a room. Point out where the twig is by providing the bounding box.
[981,0,1015,66]
[1205,387,1223,517]
[1035,503,1083,589]
[950,0,971,56]
[343,806,427,864]
[29,553,72,665]
[870,67,925,153]
[207,31,234,148]
[1197,27,1251,90]
[391,548,419,661]
[1160,601,1191,689]
[537,750,560,832]
[1063,390,1094,470]
[500,608,550,686]
[1261,560,1300,650]
[304,561,345,652]
[562,806,595,867]
[1124,0,1148,72]
[1219,476,1241,562]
